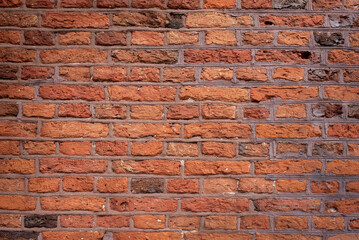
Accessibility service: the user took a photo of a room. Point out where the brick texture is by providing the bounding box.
[0,0,358,238]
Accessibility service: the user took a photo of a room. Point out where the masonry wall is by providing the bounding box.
[0,0,359,239]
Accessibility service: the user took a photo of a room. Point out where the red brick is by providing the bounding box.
[0,48,36,63]
[97,178,128,193]
[0,12,38,27]
[0,0,22,7]
[185,233,252,240]
[278,31,310,45]
[346,181,359,192]
[260,14,325,27]
[256,124,321,138]
[61,0,93,7]
[325,86,359,101]
[41,196,106,211]
[59,32,91,45]
[111,198,177,212]
[256,50,319,64]
[276,180,306,192]
[203,178,237,193]
[112,50,177,64]
[0,30,20,44]
[167,31,199,44]
[167,179,199,193]
[163,68,195,82]
[0,141,20,155]
[95,31,126,46]
[40,158,107,173]
[26,0,56,8]
[42,12,109,28]
[63,176,94,192]
[350,32,359,47]
[251,86,318,101]
[313,216,345,230]
[58,104,91,118]
[114,232,181,240]
[277,143,307,155]
[61,215,93,228]
[21,66,54,80]
[238,178,274,193]
[0,159,35,174]
[41,122,108,138]
[239,143,269,157]
[242,31,274,45]
[131,141,163,156]
[205,30,237,45]
[181,85,245,103]
[241,216,270,229]
[237,67,268,81]
[0,178,24,192]
[276,104,306,118]
[59,67,91,82]
[201,68,233,81]
[204,0,235,8]
[168,216,201,230]
[95,141,127,156]
[313,0,344,9]
[166,142,198,157]
[185,49,251,63]
[181,198,249,213]
[185,123,251,138]
[40,49,107,63]
[244,107,270,119]
[167,105,199,119]
[39,85,104,101]
[130,105,163,120]
[24,30,54,45]
[22,103,55,118]
[24,141,55,155]
[109,86,176,102]
[42,232,104,240]
[133,215,165,229]
[94,104,126,119]
[242,0,272,8]
[0,121,36,137]
[131,31,164,46]
[202,104,236,119]
[0,214,21,228]
[129,67,160,82]
[0,195,36,211]
[97,215,130,228]
[350,219,359,228]
[202,142,235,158]
[113,11,168,27]
[113,160,180,175]
[326,199,359,213]
[328,124,359,138]
[254,199,321,212]
[0,66,18,80]
[114,123,180,139]
[326,160,359,175]
[273,67,305,81]
[186,12,253,28]
[0,84,34,99]
[275,216,308,229]
[28,178,60,193]
[328,49,359,65]
[167,0,199,9]
[256,159,322,175]
[185,160,250,175]
[132,0,164,8]
[313,142,343,156]
[204,216,237,230]
[97,0,128,8]
[256,234,321,240]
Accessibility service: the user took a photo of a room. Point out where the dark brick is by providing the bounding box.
[329,15,356,27]
[24,31,55,46]
[312,103,343,118]
[0,231,39,240]
[313,142,344,156]
[0,65,17,80]
[273,0,307,9]
[0,103,18,116]
[344,69,359,82]
[308,69,339,82]
[24,215,57,228]
[348,105,359,119]
[314,32,344,46]
[131,178,164,194]
[166,13,184,29]
[113,12,169,28]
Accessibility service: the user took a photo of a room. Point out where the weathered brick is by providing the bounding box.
[203,178,237,193]
[59,67,91,82]
[273,67,305,81]
[202,104,236,119]
[0,0,22,7]
[328,124,359,138]
[0,178,24,192]
[41,196,106,211]
[21,66,54,80]
[241,216,270,229]
[97,0,128,8]
[0,12,38,27]
[129,67,160,82]
[349,144,359,155]
[238,178,274,193]
[58,104,91,118]
[112,50,177,64]
[254,199,321,212]
[167,31,198,44]
[326,160,359,175]
[276,180,306,192]
[131,105,163,120]
[325,86,359,101]
[166,142,198,156]
[95,31,126,46]
[131,31,164,46]
[184,123,251,138]
[93,66,126,82]
[42,232,104,240]
[204,0,236,8]
[42,13,109,28]
[201,68,233,81]
[237,67,268,81]
[163,68,195,82]
[256,234,321,240]
[133,215,164,229]
[24,30,55,45]
[184,233,252,240]
[328,50,359,65]
[278,142,306,155]
[114,123,180,139]
[59,32,91,45]
[206,30,237,45]
[169,216,201,230]
[24,141,56,155]
[26,0,57,8]
[167,105,199,119]
[244,107,270,119]
[180,86,248,103]
[202,142,235,158]
[242,0,272,8]
[167,179,199,193]
[326,199,359,213]
[41,122,108,138]
[309,69,339,82]
[39,85,104,101]
[312,103,343,118]
[0,141,20,155]
[94,104,126,119]
[239,143,269,157]
[276,104,306,118]
[23,103,55,118]
[97,177,128,193]
[28,178,60,193]
[61,215,93,228]
[311,181,339,193]
[0,66,18,80]
[63,176,94,192]
[315,32,344,46]
[0,122,37,137]
[275,216,308,229]
[278,31,310,45]
[256,124,321,138]
[251,86,318,101]
[131,178,164,193]
[313,142,343,156]
[131,141,163,156]
[313,0,344,9]
[167,0,199,9]
[260,14,325,27]
[61,0,93,7]
[110,198,177,212]
[113,160,180,175]
[273,0,308,8]
[0,214,21,228]
[242,31,274,45]
[24,215,57,228]
[113,11,168,27]
[0,48,36,63]
[114,232,181,240]
[0,30,20,44]
[256,50,319,64]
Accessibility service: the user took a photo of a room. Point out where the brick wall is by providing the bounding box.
[0,0,359,239]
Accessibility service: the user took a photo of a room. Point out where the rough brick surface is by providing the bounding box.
[0,1,357,238]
